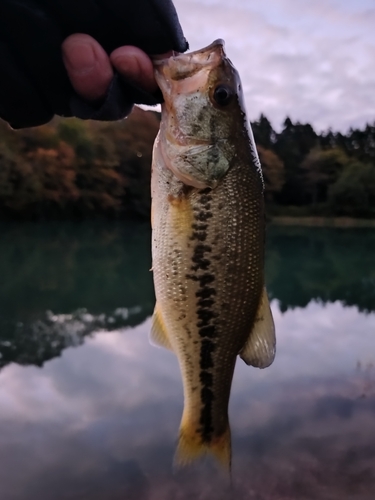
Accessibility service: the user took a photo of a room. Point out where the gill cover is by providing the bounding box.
[154,40,242,189]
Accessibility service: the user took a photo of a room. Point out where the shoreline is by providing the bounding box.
[270,216,375,228]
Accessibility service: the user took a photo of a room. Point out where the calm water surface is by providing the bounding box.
[0,222,374,500]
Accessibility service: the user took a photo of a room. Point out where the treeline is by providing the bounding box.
[0,109,374,219]
[253,115,375,217]
[0,108,159,220]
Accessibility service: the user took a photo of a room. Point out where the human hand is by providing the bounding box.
[0,0,187,128]
[62,33,159,102]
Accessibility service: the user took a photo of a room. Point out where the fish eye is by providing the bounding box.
[213,85,233,106]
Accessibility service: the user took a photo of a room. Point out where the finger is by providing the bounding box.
[62,33,113,101]
[110,46,158,95]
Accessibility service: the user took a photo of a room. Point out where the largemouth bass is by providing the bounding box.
[151,39,276,468]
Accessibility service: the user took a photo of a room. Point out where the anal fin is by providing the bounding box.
[150,303,174,352]
[240,287,276,368]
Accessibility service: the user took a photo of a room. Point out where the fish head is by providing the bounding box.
[154,40,252,189]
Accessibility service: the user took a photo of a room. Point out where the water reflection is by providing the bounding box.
[266,226,375,312]
[0,223,374,369]
[0,222,374,499]
[0,303,374,500]
[0,221,154,368]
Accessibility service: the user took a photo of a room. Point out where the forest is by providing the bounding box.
[0,108,374,220]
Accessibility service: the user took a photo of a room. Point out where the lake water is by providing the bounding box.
[0,222,374,500]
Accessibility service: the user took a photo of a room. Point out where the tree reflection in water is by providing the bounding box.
[0,222,374,369]
[0,222,374,499]
[266,225,375,312]
[0,221,154,368]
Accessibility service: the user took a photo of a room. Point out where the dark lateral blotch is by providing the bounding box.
[197,309,215,324]
[199,370,213,386]
[198,273,215,286]
[201,385,215,404]
[198,325,216,338]
[196,212,213,222]
[190,232,207,242]
[191,258,211,271]
[200,339,216,369]
[197,298,215,309]
[192,223,208,231]
[196,287,216,299]
[200,195,212,205]
[194,244,212,254]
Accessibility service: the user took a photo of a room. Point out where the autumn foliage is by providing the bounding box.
[0,108,374,219]
[0,107,160,219]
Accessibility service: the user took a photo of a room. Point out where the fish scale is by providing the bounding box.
[151,39,276,468]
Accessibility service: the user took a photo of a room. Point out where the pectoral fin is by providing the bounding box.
[167,142,230,189]
[183,144,230,186]
[150,303,174,351]
[240,287,276,368]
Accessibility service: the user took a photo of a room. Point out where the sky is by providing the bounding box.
[172,0,375,132]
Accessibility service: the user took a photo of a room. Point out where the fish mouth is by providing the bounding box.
[153,39,227,91]
[153,39,226,66]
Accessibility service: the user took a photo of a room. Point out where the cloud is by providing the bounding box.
[0,301,375,498]
[173,0,375,131]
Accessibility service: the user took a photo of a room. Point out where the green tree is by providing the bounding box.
[251,114,276,149]
[58,120,95,162]
[274,117,318,205]
[301,148,349,206]
[328,160,375,216]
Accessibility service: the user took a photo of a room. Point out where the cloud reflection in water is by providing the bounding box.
[0,300,375,500]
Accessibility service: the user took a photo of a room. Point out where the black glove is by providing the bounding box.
[0,0,188,128]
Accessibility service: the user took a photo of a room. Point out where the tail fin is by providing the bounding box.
[174,416,231,470]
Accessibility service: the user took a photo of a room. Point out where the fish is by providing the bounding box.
[150,39,276,469]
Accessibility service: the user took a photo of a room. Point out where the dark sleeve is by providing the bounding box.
[0,0,188,129]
